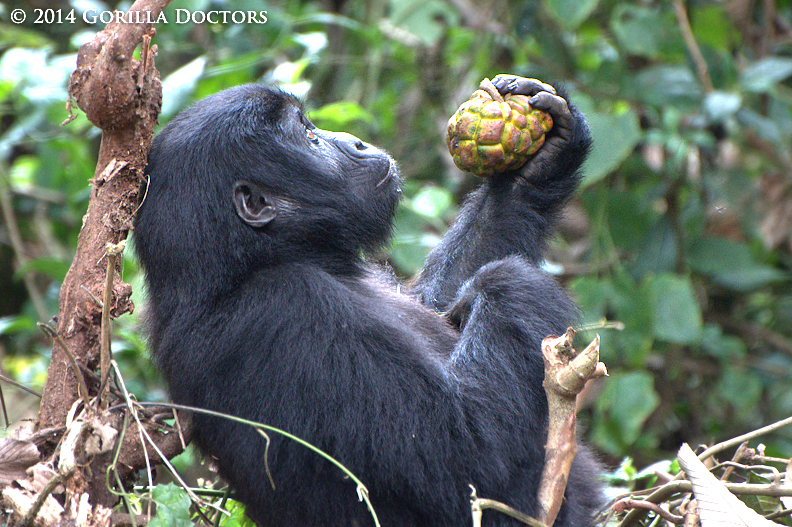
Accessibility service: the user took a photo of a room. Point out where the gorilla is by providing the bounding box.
[133,74,602,526]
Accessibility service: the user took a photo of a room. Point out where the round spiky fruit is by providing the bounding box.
[446,78,553,177]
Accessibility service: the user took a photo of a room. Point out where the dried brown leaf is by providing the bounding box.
[678,443,780,527]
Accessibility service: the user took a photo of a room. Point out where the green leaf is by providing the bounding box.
[390,207,440,275]
[611,5,663,58]
[631,218,678,278]
[161,57,207,120]
[687,238,787,291]
[716,367,763,421]
[576,96,642,185]
[736,107,784,145]
[649,273,702,345]
[388,0,458,45]
[0,48,75,104]
[0,107,47,159]
[14,258,71,282]
[219,499,256,527]
[632,65,702,108]
[294,12,363,32]
[744,472,783,515]
[570,273,655,366]
[740,57,792,93]
[8,155,39,190]
[687,238,753,274]
[544,0,599,31]
[703,91,742,122]
[691,5,739,49]
[593,371,660,455]
[604,191,654,250]
[700,324,747,361]
[309,101,374,130]
[148,484,193,527]
[0,25,53,50]
[410,186,454,219]
[0,315,35,336]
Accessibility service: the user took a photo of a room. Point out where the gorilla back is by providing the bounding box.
[134,81,602,526]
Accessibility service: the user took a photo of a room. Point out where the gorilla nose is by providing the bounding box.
[322,130,381,159]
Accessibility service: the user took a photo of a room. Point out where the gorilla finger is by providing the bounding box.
[492,76,557,97]
[529,92,572,126]
[509,78,557,97]
[491,74,517,92]
[518,144,561,180]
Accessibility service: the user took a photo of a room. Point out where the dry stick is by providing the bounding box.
[537,329,604,526]
[0,373,41,398]
[470,486,544,527]
[0,388,7,428]
[612,498,683,524]
[172,409,187,450]
[37,323,91,412]
[110,361,221,516]
[619,415,792,526]
[698,415,792,463]
[18,473,65,527]
[766,507,792,521]
[465,329,605,527]
[0,177,48,322]
[720,441,751,482]
[672,0,714,93]
[99,241,125,410]
[682,499,699,527]
[32,0,176,514]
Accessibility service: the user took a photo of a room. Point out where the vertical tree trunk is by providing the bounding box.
[35,0,173,508]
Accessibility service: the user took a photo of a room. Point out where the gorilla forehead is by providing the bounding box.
[159,84,299,146]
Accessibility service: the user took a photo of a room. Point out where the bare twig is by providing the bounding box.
[0,387,7,428]
[672,0,714,93]
[612,498,684,524]
[99,241,125,410]
[698,415,792,464]
[619,418,792,527]
[766,507,792,521]
[538,329,605,526]
[681,499,699,527]
[37,323,91,412]
[0,173,48,321]
[470,485,544,527]
[720,441,752,481]
[0,373,41,398]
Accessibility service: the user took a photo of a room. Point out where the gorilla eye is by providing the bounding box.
[306,127,319,144]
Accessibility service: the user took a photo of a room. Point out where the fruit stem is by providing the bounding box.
[479,78,504,103]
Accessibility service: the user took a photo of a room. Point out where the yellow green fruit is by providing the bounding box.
[446,78,553,177]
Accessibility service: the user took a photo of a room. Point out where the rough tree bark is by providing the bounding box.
[31,0,186,512]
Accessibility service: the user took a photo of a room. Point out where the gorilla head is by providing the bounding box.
[136,85,401,293]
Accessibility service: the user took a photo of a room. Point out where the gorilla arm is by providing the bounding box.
[411,76,592,313]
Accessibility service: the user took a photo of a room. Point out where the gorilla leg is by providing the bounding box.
[446,256,600,526]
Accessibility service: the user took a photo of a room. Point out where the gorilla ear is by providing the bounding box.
[233,180,277,227]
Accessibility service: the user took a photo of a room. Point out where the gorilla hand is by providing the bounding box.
[491,74,590,183]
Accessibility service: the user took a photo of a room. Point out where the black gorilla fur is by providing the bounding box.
[133,76,602,526]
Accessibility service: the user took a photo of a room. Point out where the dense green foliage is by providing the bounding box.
[1,0,791,477]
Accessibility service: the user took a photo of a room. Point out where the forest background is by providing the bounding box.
[0,0,791,515]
